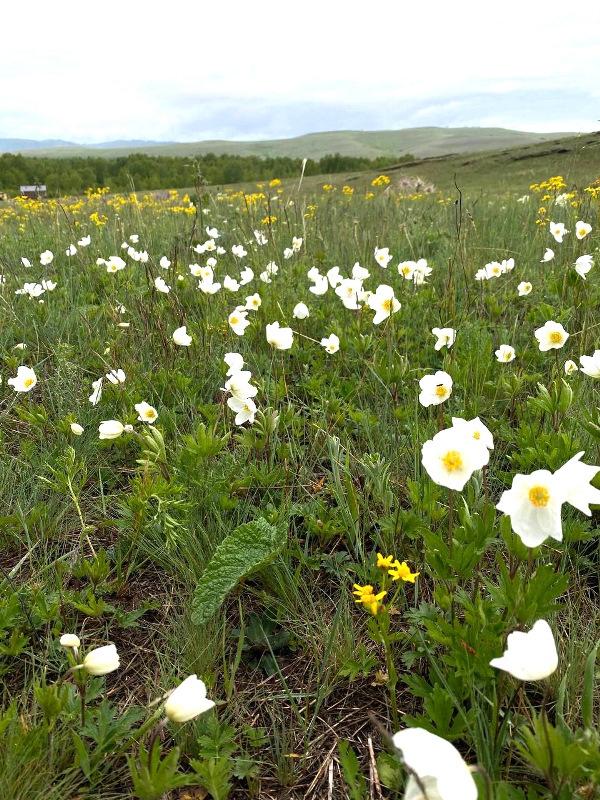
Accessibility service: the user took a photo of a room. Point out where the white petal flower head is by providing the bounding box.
[22,256,32,267]
[517,281,532,296]
[106,368,126,385]
[138,251,149,263]
[245,292,261,310]
[224,352,244,375]
[292,236,303,252]
[83,644,120,676]
[501,258,515,273]
[451,416,494,451]
[414,259,432,279]
[485,261,503,279]
[239,266,254,285]
[575,254,594,279]
[232,244,247,258]
[284,247,294,259]
[422,427,489,491]
[189,263,203,277]
[40,250,54,265]
[254,229,268,245]
[159,256,171,269]
[78,235,91,247]
[541,248,554,263]
[367,284,401,325]
[89,378,103,405]
[549,221,568,243]
[293,302,310,320]
[135,401,158,424]
[374,247,392,268]
[66,244,77,257]
[564,359,578,376]
[227,395,257,425]
[154,276,170,294]
[308,274,328,295]
[224,275,240,292]
[206,226,219,238]
[70,423,84,435]
[229,309,250,336]
[398,261,416,280]
[392,727,477,800]
[534,320,569,351]
[352,262,370,281]
[164,675,215,723]
[327,266,343,288]
[60,633,81,648]
[335,278,362,310]
[259,271,272,284]
[129,234,139,243]
[173,326,192,346]
[266,321,294,350]
[8,366,37,392]
[474,268,488,281]
[224,371,258,402]
[42,279,57,291]
[495,344,516,363]
[98,420,125,440]
[321,333,340,354]
[200,280,221,295]
[496,470,566,547]
[431,327,456,351]
[106,256,126,273]
[418,370,452,407]
[575,221,592,239]
[579,350,600,378]
[490,620,558,681]
[307,266,321,282]
[553,451,600,515]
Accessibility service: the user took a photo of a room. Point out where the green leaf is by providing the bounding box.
[582,639,599,729]
[190,518,286,626]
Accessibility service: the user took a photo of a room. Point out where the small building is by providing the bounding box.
[20,184,47,199]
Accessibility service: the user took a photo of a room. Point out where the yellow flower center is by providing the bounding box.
[382,299,392,311]
[442,450,463,471]
[529,485,550,507]
[24,378,34,388]
[144,409,156,419]
[473,431,480,440]
[435,385,448,397]
[549,331,563,344]
[402,267,411,275]
[230,316,238,325]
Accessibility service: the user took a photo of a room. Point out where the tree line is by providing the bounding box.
[0,151,416,196]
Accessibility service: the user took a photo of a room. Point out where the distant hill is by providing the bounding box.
[0,128,576,160]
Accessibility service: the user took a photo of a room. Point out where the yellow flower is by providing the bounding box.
[376,553,395,570]
[388,561,420,583]
[269,178,281,187]
[352,584,387,615]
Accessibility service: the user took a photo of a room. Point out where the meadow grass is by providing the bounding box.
[0,173,599,799]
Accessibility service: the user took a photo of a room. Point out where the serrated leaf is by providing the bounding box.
[191,518,286,626]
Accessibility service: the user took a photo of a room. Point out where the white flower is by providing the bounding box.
[21,257,32,267]
[490,620,558,681]
[78,235,91,247]
[283,247,294,260]
[70,423,85,435]
[431,327,456,351]
[254,229,268,245]
[554,193,571,207]
[541,248,554,262]
[83,644,120,675]
[579,349,600,378]
[13,343,27,350]
[392,728,477,800]
[374,246,392,268]
[245,293,261,310]
[398,261,416,280]
[293,302,309,320]
[40,250,54,265]
[189,263,203,277]
[502,258,515,272]
[418,370,452,407]
[129,234,139,243]
[173,326,192,346]
[266,321,294,350]
[138,251,149,263]
[66,244,77,257]
[367,284,401,324]
[239,266,254,285]
[106,369,126,385]
[200,280,221,295]
[106,256,126,273]
[352,262,370,280]
[292,236,302,252]
[224,352,244,375]
[485,261,503,279]
[451,416,494,451]
[575,221,592,239]
[41,279,57,291]
[206,226,219,238]
[335,278,362,310]
[549,221,568,243]
[221,275,238,292]
[496,470,566,547]
[422,426,489,491]
[327,266,343,288]
[413,259,432,280]
[259,271,272,284]
[229,309,250,336]
[60,633,81,648]
[321,333,340,354]
[308,274,328,295]
[164,675,215,723]
[534,320,569,351]
[227,396,257,425]
[564,359,578,376]
[7,366,37,392]
[224,371,258,402]
[216,247,225,255]
[159,256,171,269]
[553,451,600,515]
[575,254,594,279]
[474,268,488,281]
[495,344,515,363]
[517,281,532,296]
[98,420,125,440]
[135,401,158,423]
[16,282,45,298]
[232,244,247,258]
[89,378,103,405]
[154,276,171,294]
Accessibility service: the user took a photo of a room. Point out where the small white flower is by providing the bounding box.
[422,426,488,491]
[229,309,250,336]
[254,229,268,245]
[320,333,340,354]
[266,321,293,350]
[293,302,310,320]
[66,244,77,257]
[206,226,219,238]
[106,256,126,273]
[327,266,343,288]
[517,281,532,296]
[495,344,516,363]
[575,254,594,279]
[83,643,120,675]
[232,244,247,258]
[78,235,91,247]
[579,350,600,378]
[135,401,158,423]
[541,248,554,262]
[173,326,192,346]
[398,261,416,280]
[367,284,401,324]
[154,276,171,294]
[496,470,566,547]
[245,293,261,310]
[549,221,568,243]
[70,423,85,435]
[575,221,592,239]
[308,274,328,295]
[534,320,569,351]
[40,250,54,265]
[98,420,125,440]
[224,371,258,402]
[89,378,103,405]
[164,675,215,723]
[431,327,456,351]
[42,279,57,291]
[418,371,452,407]
[224,352,244,375]
[239,266,254,285]
[106,369,126,385]
[292,236,303,252]
[7,365,37,392]
[352,263,370,280]
[227,396,257,425]
[159,256,171,269]
[223,275,240,292]
[60,633,81,648]
[374,246,392,268]
[21,257,32,267]
[564,359,578,376]
[129,234,139,243]
[490,620,558,681]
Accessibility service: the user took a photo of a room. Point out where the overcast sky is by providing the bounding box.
[2,0,599,143]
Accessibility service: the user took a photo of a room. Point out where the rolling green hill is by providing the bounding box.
[14,127,575,160]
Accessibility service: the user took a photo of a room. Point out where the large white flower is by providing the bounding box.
[534,321,569,351]
[327,266,343,287]
[224,352,244,375]
[7,365,37,392]
[83,644,120,675]
[575,221,592,239]
[495,344,515,363]
[232,244,247,258]
[549,221,568,243]
[490,620,558,681]
[224,275,240,292]
[239,266,254,285]
[164,675,215,723]
[266,321,294,350]
[98,420,126,440]
[579,350,600,378]
[173,326,192,346]
[541,248,554,263]
[367,284,401,324]
[40,250,54,265]
[496,470,566,547]
[421,427,489,491]
[106,369,126,385]
[392,728,477,800]
[245,293,261,310]
[335,278,362,310]
[553,451,600,515]
[154,276,170,294]
[229,309,250,336]
[517,281,532,296]
[308,274,328,295]
[418,370,452,407]
[431,327,456,351]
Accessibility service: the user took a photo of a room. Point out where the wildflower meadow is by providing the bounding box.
[0,172,599,799]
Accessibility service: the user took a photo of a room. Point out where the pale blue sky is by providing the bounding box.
[2,0,599,143]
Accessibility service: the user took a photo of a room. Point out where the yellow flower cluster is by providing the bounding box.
[371,175,391,187]
[261,215,277,225]
[342,185,354,195]
[269,178,281,188]
[529,175,567,193]
[352,584,387,615]
[376,553,420,583]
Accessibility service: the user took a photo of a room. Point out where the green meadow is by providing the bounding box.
[0,159,599,799]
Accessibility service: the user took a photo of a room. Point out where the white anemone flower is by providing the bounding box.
[266,321,294,350]
[227,396,257,425]
[229,309,250,336]
[254,229,267,245]
[490,620,558,681]
[106,369,126,385]
[239,266,254,285]
[189,263,203,277]
[451,416,494,451]
[159,256,171,269]
[575,254,594,279]
[422,426,489,491]
[575,221,592,239]
[321,333,340,354]
[164,675,215,723]
[7,365,37,392]
[549,221,568,243]
[392,727,477,800]
[206,226,219,238]
[89,378,103,405]
[418,370,452,407]
[70,423,84,435]
[223,275,240,292]
[106,256,126,273]
[223,371,258,402]
[335,278,362,310]
[245,293,261,310]
[98,420,126,440]
[496,470,566,547]
[21,257,32,267]
[308,274,328,295]
[129,234,139,243]
[564,359,578,376]
[367,284,401,324]
[579,350,600,378]
[293,302,310,320]
[82,643,120,675]
[224,352,244,375]
[200,280,221,295]
[517,281,532,296]
[352,262,370,280]
[398,261,416,280]
[40,250,54,265]
[541,248,554,262]
[292,236,303,251]
[154,276,170,294]
[232,244,247,258]
[495,344,516,363]
[534,320,569,351]
[374,246,392,268]
[172,326,192,346]
[66,244,77,257]
[553,451,600,514]
[135,401,158,424]
[78,235,91,247]
[431,327,456,350]
[326,266,343,287]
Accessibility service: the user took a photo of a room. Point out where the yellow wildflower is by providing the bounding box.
[376,553,395,570]
[388,561,420,583]
[352,584,387,615]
